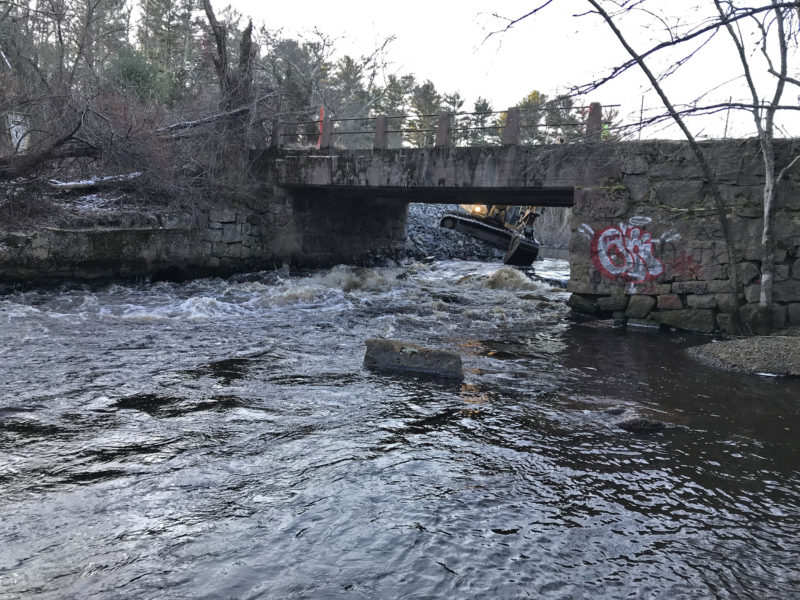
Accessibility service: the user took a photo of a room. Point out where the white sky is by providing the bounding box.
[233,1,799,139]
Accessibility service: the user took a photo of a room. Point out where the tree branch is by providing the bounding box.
[494,3,800,101]
[156,92,277,134]
[767,68,800,87]
[714,0,766,141]
[776,153,800,184]
[584,0,745,330]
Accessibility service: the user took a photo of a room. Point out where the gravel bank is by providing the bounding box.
[688,332,800,376]
[405,204,501,261]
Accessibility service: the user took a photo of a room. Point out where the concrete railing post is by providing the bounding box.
[270,120,285,148]
[585,102,603,141]
[435,111,451,148]
[373,115,389,149]
[319,113,334,149]
[502,106,520,146]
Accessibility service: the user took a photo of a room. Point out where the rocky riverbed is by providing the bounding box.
[689,330,800,376]
[404,203,502,261]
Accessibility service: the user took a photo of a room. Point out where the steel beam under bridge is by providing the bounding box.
[283,185,574,207]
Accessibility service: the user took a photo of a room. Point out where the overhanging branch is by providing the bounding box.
[156,92,277,134]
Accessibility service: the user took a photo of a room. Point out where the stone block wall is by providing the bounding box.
[4,139,798,295]
[0,194,410,283]
[567,139,800,333]
[0,218,208,282]
[201,209,271,270]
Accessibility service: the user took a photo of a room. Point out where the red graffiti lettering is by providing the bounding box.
[591,224,664,283]
[669,251,703,280]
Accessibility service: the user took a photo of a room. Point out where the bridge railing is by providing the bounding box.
[272,103,614,150]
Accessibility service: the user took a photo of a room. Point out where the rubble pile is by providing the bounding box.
[404,204,501,261]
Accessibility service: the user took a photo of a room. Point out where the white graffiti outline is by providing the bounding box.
[658,229,681,243]
[578,224,594,240]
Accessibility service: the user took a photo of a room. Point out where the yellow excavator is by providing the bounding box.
[439,204,543,266]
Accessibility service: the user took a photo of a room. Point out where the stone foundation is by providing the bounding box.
[0,195,411,284]
[566,139,800,333]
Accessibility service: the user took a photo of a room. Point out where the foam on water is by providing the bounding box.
[485,267,540,291]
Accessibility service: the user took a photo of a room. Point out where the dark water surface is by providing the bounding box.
[1,260,798,599]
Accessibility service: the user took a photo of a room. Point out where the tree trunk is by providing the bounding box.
[201,0,230,103]
[586,0,744,333]
[760,154,776,308]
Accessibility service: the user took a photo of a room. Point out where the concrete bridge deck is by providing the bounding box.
[283,184,576,206]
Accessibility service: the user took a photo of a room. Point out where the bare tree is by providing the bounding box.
[493,0,800,333]
[201,0,256,116]
[713,0,800,315]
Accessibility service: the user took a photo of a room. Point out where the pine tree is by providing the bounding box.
[442,91,467,146]
[376,74,415,147]
[406,80,440,147]
[543,95,583,143]
[138,0,199,97]
[469,97,499,146]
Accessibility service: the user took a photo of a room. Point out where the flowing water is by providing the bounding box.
[1,259,799,599]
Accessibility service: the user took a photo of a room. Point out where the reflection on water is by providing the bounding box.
[1,260,799,599]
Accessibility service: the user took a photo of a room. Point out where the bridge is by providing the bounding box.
[260,103,612,255]
[3,99,798,332]
[251,117,800,332]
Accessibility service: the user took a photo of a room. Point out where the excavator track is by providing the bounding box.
[439,213,540,267]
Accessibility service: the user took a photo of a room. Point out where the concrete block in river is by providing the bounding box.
[616,416,667,432]
[363,338,463,379]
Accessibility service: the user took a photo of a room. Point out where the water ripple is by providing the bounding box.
[1,261,800,599]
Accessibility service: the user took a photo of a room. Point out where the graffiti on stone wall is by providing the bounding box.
[669,251,703,280]
[579,217,680,284]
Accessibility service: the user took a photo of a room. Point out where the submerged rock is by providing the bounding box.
[616,416,668,432]
[364,338,464,380]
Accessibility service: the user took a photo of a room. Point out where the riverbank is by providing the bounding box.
[689,330,800,376]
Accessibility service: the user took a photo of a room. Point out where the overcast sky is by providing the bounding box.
[234,1,798,139]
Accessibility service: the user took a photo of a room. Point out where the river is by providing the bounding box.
[1,259,799,599]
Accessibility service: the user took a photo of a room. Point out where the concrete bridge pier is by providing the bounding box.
[269,185,409,266]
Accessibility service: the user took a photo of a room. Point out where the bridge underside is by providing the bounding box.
[283,185,575,207]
